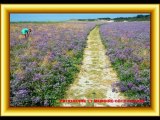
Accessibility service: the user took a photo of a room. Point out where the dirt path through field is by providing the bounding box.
[61,26,126,107]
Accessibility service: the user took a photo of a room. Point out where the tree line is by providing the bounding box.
[77,15,150,21]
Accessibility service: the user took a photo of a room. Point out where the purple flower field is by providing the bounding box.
[10,22,96,106]
[100,21,150,106]
[10,21,150,107]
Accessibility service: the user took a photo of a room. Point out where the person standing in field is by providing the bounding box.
[21,28,32,38]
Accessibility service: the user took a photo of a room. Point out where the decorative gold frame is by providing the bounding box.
[1,4,159,116]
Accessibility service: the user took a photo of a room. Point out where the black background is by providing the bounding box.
[0,0,160,3]
[0,0,159,118]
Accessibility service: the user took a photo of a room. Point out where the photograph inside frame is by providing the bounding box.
[10,13,150,107]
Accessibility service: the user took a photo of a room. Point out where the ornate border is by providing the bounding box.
[1,4,159,116]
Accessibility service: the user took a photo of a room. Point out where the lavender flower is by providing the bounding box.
[31,97,41,103]
[127,83,134,89]
[120,86,128,92]
[44,100,49,106]
[33,73,42,81]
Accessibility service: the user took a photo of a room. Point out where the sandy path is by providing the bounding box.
[61,26,126,107]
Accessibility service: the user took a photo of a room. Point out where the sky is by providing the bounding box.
[10,13,149,22]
